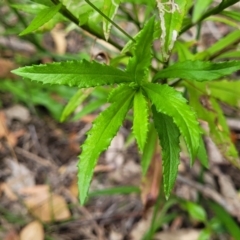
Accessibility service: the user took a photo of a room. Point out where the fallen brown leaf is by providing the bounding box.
[154,229,200,240]
[20,221,44,240]
[22,185,71,222]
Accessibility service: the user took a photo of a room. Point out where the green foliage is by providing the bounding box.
[133,90,149,152]
[153,108,180,198]
[78,91,135,204]
[192,0,213,23]
[102,0,120,40]
[60,88,92,122]
[156,0,187,61]
[12,60,133,88]
[141,123,158,175]
[186,81,240,168]
[19,3,62,36]
[209,202,240,239]
[143,83,201,163]
[153,60,240,82]
[126,17,155,83]
[11,0,240,222]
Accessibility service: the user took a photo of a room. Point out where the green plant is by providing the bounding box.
[12,0,240,210]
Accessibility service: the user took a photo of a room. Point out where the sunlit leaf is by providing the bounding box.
[133,90,149,152]
[78,90,135,204]
[143,83,201,162]
[141,123,158,175]
[153,108,180,198]
[60,88,92,122]
[12,60,133,88]
[126,17,155,83]
[19,3,62,36]
[154,60,240,82]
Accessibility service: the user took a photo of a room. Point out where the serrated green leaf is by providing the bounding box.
[153,60,240,82]
[156,0,187,61]
[19,3,62,36]
[143,83,200,162]
[196,137,209,168]
[12,60,133,88]
[102,0,120,40]
[133,90,149,152]
[108,84,135,103]
[78,90,135,204]
[60,88,92,122]
[192,0,213,23]
[126,17,155,83]
[141,123,158,175]
[186,81,240,168]
[121,20,161,55]
[152,107,180,198]
[207,80,240,108]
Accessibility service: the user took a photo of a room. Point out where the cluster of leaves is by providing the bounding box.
[12,0,240,209]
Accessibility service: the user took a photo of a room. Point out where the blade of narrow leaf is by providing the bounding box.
[102,0,120,40]
[174,41,194,62]
[153,60,240,82]
[152,107,180,198]
[60,88,92,122]
[209,201,240,239]
[11,4,46,14]
[19,3,62,36]
[12,60,133,88]
[207,80,240,108]
[186,81,240,168]
[126,17,155,83]
[196,137,209,168]
[78,90,135,204]
[143,83,201,162]
[195,30,240,60]
[141,123,158,175]
[133,90,149,152]
[217,50,240,60]
[72,99,106,121]
[222,10,240,22]
[192,0,213,23]
[156,0,187,61]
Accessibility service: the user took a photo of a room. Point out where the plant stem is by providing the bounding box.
[85,0,135,42]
